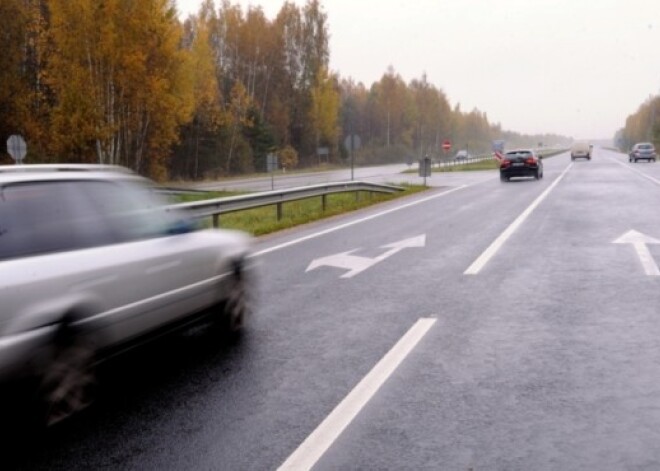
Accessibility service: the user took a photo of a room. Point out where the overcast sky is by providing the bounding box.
[176,0,660,140]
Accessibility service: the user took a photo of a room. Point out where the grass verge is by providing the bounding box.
[176,183,428,236]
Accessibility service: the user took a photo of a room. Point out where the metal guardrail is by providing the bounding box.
[436,148,566,168]
[170,180,404,227]
[437,152,493,167]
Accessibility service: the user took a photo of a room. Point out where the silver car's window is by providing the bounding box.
[75,180,177,242]
[0,180,179,260]
[0,181,116,260]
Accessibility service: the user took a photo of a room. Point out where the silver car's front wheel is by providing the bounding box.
[216,270,252,338]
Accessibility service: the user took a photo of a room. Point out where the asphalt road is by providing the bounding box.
[9,148,660,470]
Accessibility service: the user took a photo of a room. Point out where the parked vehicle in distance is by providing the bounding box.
[629,142,657,162]
[454,150,471,161]
[570,141,591,160]
[499,149,543,181]
[0,165,254,425]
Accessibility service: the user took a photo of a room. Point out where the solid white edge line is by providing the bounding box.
[463,163,573,275]
[277,317,437,471]
[610,156,660,276]
[610,156,660,186]
[250,185,472,258]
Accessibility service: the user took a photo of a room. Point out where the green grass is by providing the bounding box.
[177,184,428,236]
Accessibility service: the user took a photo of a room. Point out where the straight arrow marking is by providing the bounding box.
[633,243,660,276]
[614,230,660,276]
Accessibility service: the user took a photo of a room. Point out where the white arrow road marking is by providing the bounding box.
[251,185,470,258]
[306,235,426,278]
[277,317,437,471]
[613,230,660,276]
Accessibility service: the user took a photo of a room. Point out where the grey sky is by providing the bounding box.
[177,0,660,140]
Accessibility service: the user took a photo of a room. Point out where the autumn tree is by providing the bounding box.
[0,0,571,178]
[0,0,52,161]
[46,0,194,179]
[174,2,226,179]
[365,68,411,151]
[0,0,30,160]
[618,95,660,150]
[310,68,340,161]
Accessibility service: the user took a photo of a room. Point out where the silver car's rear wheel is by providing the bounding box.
[40,328,96,426]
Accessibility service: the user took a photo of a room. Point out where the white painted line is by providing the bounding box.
[633,242,660,276]
[251,185,473,258]
[613,230,660,276]
[277,317,437,471]
[610,157,660,186]
[464,163,573,275]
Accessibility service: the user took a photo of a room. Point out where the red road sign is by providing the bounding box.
[442,140,451,151]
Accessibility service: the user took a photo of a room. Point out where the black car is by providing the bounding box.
[499,149,543,181]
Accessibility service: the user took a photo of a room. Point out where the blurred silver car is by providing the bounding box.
[0,164,254,424]
[629,142,657,162]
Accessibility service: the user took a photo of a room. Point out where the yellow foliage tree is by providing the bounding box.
[47,0,194,179]
[311,68,340,159]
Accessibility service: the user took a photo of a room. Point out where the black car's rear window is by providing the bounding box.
[505,151,532,159]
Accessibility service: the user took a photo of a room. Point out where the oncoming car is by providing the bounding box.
[0,165,254,425]
[629,142,657,163]
[499,149,543,181]
[454,150,471,161]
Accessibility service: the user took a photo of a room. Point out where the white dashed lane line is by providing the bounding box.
[464,162,573,275]
[277,317,437,471]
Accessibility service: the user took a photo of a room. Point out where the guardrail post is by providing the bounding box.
[322,194,327,212]
[212,214,220,228]
[277,202,283,220]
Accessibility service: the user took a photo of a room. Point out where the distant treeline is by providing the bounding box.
[616,95,660,151]
[0,0,571,181]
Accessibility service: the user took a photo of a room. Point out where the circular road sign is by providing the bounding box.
[7,134,27,161]
[442,140,451,151]
[343,134,361,152]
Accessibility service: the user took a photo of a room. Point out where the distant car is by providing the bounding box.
[499,149,543,181]
[0,165,254,425]
[454,150,471,161]
[629,142,657,162]
[570,141,591,160]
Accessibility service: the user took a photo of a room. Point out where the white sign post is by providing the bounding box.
[7,135,27,164]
